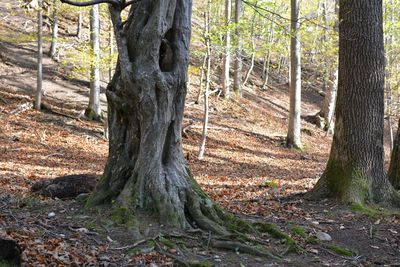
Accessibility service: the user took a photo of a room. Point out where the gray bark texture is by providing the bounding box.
[286,0,302,148]
[87,0,228,233]
[307,0,400,206]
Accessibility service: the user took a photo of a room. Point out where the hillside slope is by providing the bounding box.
[0,1,399,266]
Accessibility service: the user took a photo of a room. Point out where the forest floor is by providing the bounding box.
[1,1,400,266]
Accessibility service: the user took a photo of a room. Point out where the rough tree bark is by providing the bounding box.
[85,4,102,120]
[59,0,231,233]
[286,0,302,149]
[307,0,400,206]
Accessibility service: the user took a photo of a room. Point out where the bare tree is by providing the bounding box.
[49,0,59,60]
[286,0,302,149]
[35,0,43,110]
[199,0,212,159]
[85,4,102,120]
[233,0,242,96]
[222,0,231,98]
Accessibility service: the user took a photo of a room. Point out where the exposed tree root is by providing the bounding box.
[209,239,283,261]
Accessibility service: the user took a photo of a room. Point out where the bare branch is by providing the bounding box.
[60,0,120,7]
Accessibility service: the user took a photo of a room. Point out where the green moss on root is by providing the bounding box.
[110,206,136,228]
[290,225,307,238]
[324,244,355,257]
[253,222,296,246]
[350,203,378,219]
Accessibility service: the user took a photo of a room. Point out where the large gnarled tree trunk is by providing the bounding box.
[307,0,400,206]
[79,0,228,233]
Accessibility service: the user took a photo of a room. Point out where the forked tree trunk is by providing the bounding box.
[307,0,400,206]
[87,0,228,233]
[388,117,400,189]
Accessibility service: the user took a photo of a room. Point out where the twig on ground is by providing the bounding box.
[111,234,162,250]
[43,153,64,159]
[0,96,7,104]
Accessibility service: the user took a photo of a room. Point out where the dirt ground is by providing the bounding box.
[0,1,399,266]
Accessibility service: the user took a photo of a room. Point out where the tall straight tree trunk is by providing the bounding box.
[233,0,242,96]
[307,0,400,206]
[35,0,43,110]
[49,0,59,60]
[85,5,102,120]
[286,0,302,149]
[81,0,230,233]
[222,0,231,98]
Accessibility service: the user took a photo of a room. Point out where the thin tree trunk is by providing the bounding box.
[35,0,43,111]
[262,23,274,89]
[49,0,58,60]
[77,10,83,38]
[308,0,400,206]
[199,1,212,159]
[233,0,242,96]
[108,17,114,83]
[319,70,338,133]
[85,5,102,120]
[286,0,302,149]
[222,0,231,98]
[196,53,207,104]
[243,12,257,86]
